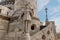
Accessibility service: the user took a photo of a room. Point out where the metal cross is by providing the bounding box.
[45,8,48,21]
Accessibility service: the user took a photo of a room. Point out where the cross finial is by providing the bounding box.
[45,8,48,14]
[45,8,48,17]
[45,8,48,21]
[45,8,48,26]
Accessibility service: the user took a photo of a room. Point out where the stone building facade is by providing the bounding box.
[0,0,56,40]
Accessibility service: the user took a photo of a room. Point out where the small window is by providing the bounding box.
[42,35,46,39]
[31,24,36,30]
[47,30,50,34]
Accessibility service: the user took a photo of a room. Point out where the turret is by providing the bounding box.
[45,8,49,26]
[0,5,10,40]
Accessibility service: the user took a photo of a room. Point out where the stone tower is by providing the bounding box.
[0,0,56,40]
[13,0,40,40]
[45,8,49,26]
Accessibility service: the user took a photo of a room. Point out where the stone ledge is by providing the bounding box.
[32,16,40,21]
[0,15,10,21]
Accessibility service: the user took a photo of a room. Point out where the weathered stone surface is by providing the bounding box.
[0,19,9,40]
[0,0,56,40]
[31,22,56,40]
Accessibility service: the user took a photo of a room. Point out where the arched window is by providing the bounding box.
[42,35,46,40]
[31,24,36,30]
[47,30,50,35]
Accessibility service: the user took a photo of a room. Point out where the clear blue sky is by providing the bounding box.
[37,0,60,33]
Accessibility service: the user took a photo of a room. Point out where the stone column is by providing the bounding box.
[23,33,30,40]
[23,21,31,40]
[0,17,9,40]
[22,10,31,40]
[14,0,32,40]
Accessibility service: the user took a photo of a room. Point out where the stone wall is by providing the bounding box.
[0,19,9,40]
[31,22,56,40]
[0,5,10,40]
[57,34,60,40]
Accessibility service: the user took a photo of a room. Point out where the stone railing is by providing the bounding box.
[31,22,56,40]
